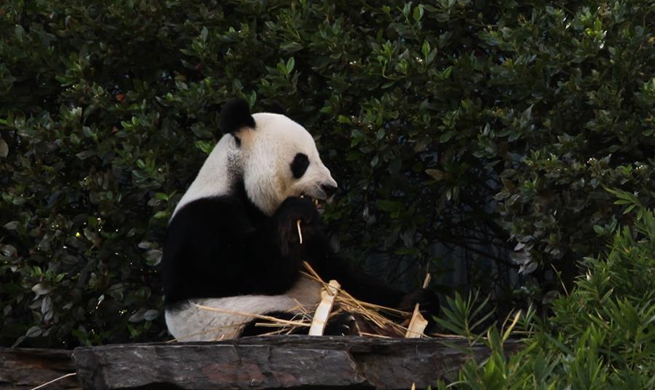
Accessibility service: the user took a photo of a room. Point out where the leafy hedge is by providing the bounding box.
[1,0,654,347]
[436,200,655,389]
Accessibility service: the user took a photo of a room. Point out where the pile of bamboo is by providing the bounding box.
[193,262,430,340]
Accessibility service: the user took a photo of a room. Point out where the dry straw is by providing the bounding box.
[189,261,431,339]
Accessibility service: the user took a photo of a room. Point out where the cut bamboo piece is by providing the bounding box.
[308,279,341,335]
[405,306,428,338]
[421,274,431,290]
[404,274,432,338]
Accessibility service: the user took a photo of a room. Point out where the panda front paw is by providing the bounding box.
[324,313,358,336]
[274,197,322,256]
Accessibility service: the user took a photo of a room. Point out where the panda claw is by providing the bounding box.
[325,313,358,336]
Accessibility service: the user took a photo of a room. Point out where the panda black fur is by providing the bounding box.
[162,99,434,340]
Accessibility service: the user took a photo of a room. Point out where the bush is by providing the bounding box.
[1,0,654,347]
[435,200,655,388]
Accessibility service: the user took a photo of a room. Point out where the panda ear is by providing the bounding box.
[219,98,256,135]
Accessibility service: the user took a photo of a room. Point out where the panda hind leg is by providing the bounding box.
[240,311,310,337]
[239,311,359,337]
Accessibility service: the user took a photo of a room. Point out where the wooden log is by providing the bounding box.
[0,348,79,390]
[73,336,522,390]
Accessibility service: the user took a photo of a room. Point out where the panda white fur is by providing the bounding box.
[162,99,434,341]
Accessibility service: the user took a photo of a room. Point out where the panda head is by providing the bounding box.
[178,99,338,216]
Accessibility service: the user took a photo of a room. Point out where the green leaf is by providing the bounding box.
[195,140,214,155]
[441,66,453,79]
[286,57,295,73]
[413,5,424,22]
[1,244,17,258]
[338,115,352,124]
[0,138,8,158]
[14,25,25,41]
[440,131,455,143]
[421,40,431,58]
[3,221,20,231]
[370,154,379,167]
[31,283,51,296]
[280,42,304,52]
[153,211,169,219]
[402,3,411,18]
[425,169,446,181]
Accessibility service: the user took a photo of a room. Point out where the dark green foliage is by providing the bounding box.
[435,200,655,388]
[1,0,654,347]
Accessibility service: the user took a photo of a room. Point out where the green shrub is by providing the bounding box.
[1,0,654,347]
[436,199,655,389]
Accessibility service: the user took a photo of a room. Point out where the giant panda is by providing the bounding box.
[162,99,436,341]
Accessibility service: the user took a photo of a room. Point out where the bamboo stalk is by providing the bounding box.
[29,373,77,390]
[296,220,303,244]
[359,332,393,339]
[405,274,431,338]
[308,279,341,335]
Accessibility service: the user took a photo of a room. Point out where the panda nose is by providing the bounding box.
[321,184,338,198]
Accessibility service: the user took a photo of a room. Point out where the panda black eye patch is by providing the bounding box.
[291,153,310,179]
